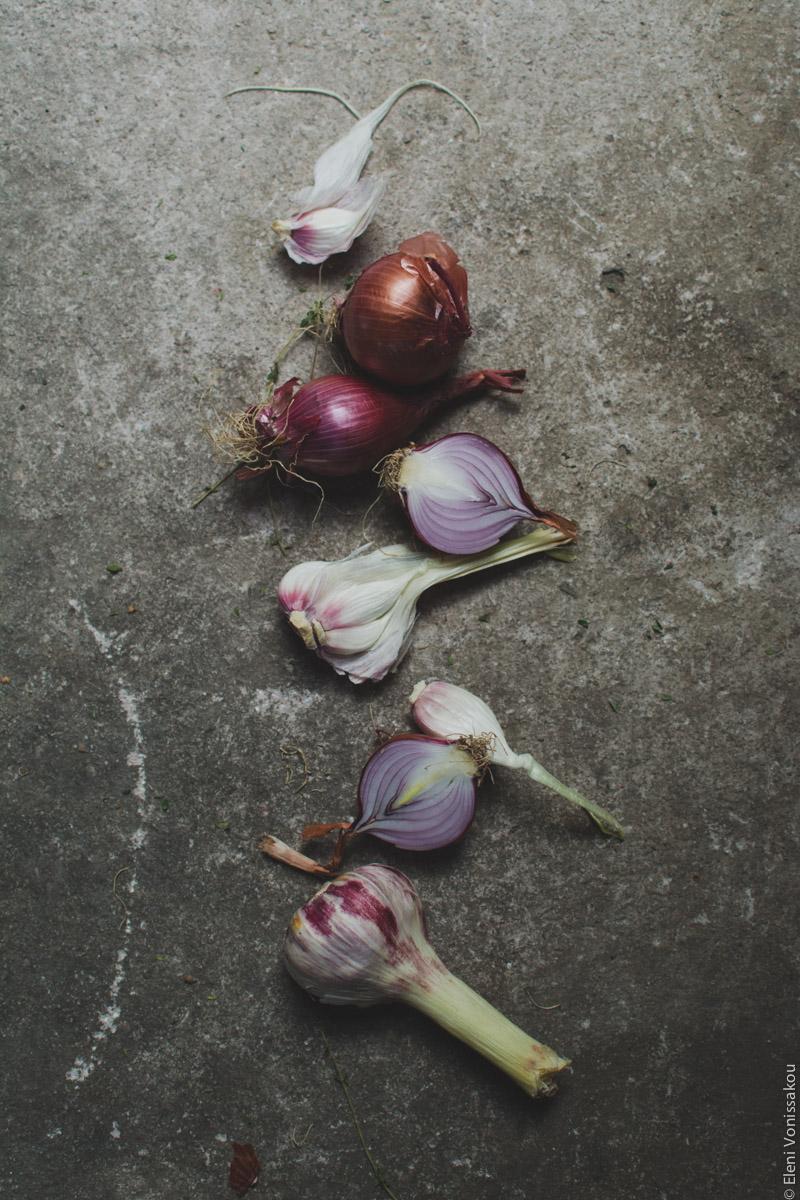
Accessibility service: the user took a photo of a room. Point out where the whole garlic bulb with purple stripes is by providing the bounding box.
[284,864,570,1097]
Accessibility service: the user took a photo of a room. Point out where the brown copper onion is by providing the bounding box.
[338,232,472,386]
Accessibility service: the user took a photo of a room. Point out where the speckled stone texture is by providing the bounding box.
[2,2,798,1197]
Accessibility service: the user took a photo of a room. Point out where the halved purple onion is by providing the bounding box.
[386,432,577,555]
[351,734,480,850]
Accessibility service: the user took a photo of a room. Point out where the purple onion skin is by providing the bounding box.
[238,369,526,479]
[339,233,471,387]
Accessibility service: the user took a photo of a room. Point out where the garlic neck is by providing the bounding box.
[405,967,569,1098]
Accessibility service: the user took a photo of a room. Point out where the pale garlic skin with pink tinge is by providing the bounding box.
[278,544,428,684]
[278,528,575,685]
[270,81,478,264]
[272,178,385,266]
[409,680,627,840]
[284,864,443,1006]
[409,679,523,768]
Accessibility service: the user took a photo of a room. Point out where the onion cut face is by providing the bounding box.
[350,734,482,850]
[384,432,578,554]
[339,233,472,386]
[262,734,487,878]
[262,729,489,883]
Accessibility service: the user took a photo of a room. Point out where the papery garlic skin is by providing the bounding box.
[284,865,570,1097]
[410,680,627,839]
[409,679,521,768]
[278,529,575,685]
[278,544,427,683]
[272,178,385,266]
[285,865,436,1005]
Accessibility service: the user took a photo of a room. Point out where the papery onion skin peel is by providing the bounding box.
[284,864,570,1098]
[233,368,525,480]
[339,233,472,386]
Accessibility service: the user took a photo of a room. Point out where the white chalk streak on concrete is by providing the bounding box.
[66,601,147,1084]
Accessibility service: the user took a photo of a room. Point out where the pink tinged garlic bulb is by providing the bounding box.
[383,433,578,555]
[409,679,626,839]
[277,529,576,685]
[284,864,570,1097]
[272,178,386,266]
[265,80,479,265]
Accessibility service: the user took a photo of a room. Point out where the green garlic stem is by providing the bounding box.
[406,967,569,1098]
[426,526,575,588]
[365,78,481,136]
[224,84,361,118]
[517,753,626,840]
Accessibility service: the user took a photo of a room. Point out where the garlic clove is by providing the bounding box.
[410,680,626,839]
[274,178,386,266]
[410,679,521,768]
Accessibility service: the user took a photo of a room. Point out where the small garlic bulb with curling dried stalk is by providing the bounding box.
[410,679,626,839]
[284,864,570,1098]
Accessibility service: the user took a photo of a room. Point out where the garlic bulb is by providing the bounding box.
[284,864,570,1098]
[278,529,576,684]
[410,679,626,839]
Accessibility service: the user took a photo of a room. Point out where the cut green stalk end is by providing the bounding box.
[406,968,569,1098]
[517,755,626,840]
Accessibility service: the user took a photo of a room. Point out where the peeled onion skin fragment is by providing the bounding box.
[284,863,570,1098]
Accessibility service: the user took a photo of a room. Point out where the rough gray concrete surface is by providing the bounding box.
[2,1,798,1197]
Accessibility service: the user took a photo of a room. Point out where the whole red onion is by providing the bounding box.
[233,367,525,479]
[338,233,472,386]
